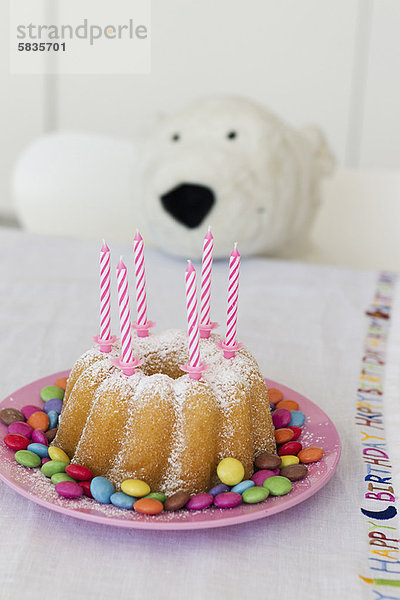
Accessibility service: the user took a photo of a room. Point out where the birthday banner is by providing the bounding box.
[357,272,400,599]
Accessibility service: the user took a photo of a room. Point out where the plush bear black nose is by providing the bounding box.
[160,183,215,229]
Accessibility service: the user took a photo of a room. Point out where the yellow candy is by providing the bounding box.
[217,457,245,486]
[48,446,70,464]
[280,455,300,467]
[121,478,151,497]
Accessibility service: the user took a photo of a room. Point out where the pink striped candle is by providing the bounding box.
[199,227,218,338]
[217,243,243,358]
[92,240,116,353]
[112,258,143,375]
[132,231,155,337]
[180,261,207,380]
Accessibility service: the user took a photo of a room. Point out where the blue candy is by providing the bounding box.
[110,492,136,510]
[47,410,59,429]
[27,443,49,459]
[44,398,63,415]
[231,480,255,495]
[289,410,306,427]
[90,476,115,504]
[208,483,230,496]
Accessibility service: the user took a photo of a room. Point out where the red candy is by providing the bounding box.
[79,481,93,498]
[278,441,303,456]
[287,426,302,441]
[4,433,30,451]
[65,464,94,481]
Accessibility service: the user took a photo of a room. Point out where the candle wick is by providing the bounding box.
[208,225,211,233]
[234,242,238,250]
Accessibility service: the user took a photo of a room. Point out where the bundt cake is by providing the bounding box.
[53,329,276,495]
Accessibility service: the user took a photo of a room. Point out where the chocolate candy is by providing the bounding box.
[298,446,324,463]
[214,492,242,508]
[289,410,306,427]
[272,408,291,429]
[41,460,67,477]
[47,410,59,430]
[54,377,68,391]
[27,411,49,432]
[208,483,230,496]
[79,481,93,498]
[21,405,42,420]
[45,428,58,443]
[145,492,167,503]
[90,476,115,504]
[274,428,294,445]
[242,486,269,504]
[287,426,302,441]
[51,472,76,484]
[267,388,283,405]
[134,498,163,515]
[275,399,299,411]
[254,452,281,470]
[121,478,150,498]
[0,408,25,425]
[48,447,70,464]
[40,385,64,402]
[55,481,83,499]
[263,475,292,496]
[217,457,244,486]
[43,398,63,415]
[280,455,300,468]
[15,449,41,468]
[65,464,93,481]
[231,480,255,494]
[278,441,302,456]
[251,469,278,487]
[8,422,33,439]
[280,464,308,481]
[164,491,190,511]
[186,493,213,510]
[31,430,48,445]
[111,492,136,509]
[4,433,30,451]
[27,443,49,459]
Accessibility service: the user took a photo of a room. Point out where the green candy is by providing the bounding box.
[145,492,167,503]
[41,460,67,478]
[242,486,269,504]
[15,450,41,468]
[51,472,76,485]
[41,385,64,402]
[263,475,292,496]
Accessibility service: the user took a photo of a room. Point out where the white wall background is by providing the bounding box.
[2,0,400,216]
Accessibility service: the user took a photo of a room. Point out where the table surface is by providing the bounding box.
[0,228,399,600]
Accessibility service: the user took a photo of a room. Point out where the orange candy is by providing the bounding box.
[274,428,295,445]
[134,498,164,515]
[275,399,299,411]
[54,377,68,391]
[27,411,50,432]
[267,388,284,406]
[298,446,324,464]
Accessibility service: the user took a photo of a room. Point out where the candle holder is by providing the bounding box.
[92,334,117,353]
[111,356,143,376]
[216,339,243,359]
[132,320,156,338]
[180,362,208,381]
[199,321,219,339]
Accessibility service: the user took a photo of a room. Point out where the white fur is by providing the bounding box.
[13,96,334,257]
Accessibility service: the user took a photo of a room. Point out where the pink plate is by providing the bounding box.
[0,371,341,531]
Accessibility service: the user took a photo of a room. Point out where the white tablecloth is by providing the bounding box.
[0,228,399,600]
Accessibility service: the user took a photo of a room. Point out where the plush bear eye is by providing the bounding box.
[226,131,237,140]
[171,133,180,142]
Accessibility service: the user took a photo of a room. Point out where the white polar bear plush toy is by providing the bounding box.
[14,95,334,258]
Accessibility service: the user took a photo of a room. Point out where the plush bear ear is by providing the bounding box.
[300,125,336,177]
